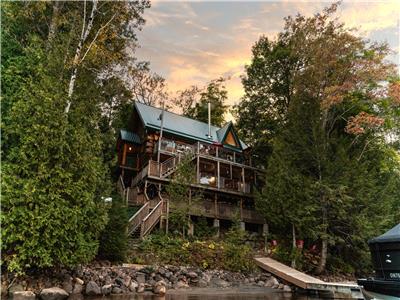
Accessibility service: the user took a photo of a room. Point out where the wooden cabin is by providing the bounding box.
[117,102,266,238]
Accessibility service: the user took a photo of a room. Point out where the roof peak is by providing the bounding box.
[135,101,234,130]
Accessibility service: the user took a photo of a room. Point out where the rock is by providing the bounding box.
[278,283,284,289]
[71,282,83,295]
[196,279,208,288]
[173,281,189,289]
[158,267,166,275]
[283,285,292,292]
[136,273,146,284]
[186,271,197,279]
[101,284,112,295]
[137,283,145,293]
[85,281,101,296]
[265,277,279,288]
[211,278,230,288]
[9,284,25,295]
[153,284,167,295]
[11,291,36,300]
[74,278,84,286]
[257,281,265,287]
[128,281,138,292]
[40,287,69,300]
[111,286,122,294]
[61,281,73,294]
[114,278,124,287]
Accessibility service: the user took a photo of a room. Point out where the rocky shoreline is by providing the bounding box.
[3,262,292,299]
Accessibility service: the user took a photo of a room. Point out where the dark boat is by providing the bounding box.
[358,223,400,299]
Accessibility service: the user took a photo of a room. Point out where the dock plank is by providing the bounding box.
[254,256,363,299]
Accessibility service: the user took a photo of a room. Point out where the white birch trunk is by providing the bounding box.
[65,0,98,114]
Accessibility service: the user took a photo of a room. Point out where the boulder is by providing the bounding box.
[153,281,166,295]
[39,287,68,300]
[111,286,122,294]
[114,278,124,287]
[101,284,112,295]
[265,277,279,288]
[136,273,146,284]
[11,291,36,300]
[128,281,138,292]
[186,271,198,279]
[85,281,101,296]
[61,280,73,295]
[137,283,145,293]
[9,283,25,296]
[211,278,230,288]
[283,285,292,292]
[71,282,83,295]
[74,278,84,286]
[196,279,208,288]
[173,281,189,289]
[257,281,265,287]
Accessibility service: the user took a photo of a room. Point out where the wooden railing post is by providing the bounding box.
[217,161,220,189]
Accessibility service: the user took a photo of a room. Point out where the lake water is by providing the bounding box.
[85,287,323,300]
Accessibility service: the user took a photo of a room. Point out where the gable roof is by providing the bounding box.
[134,102,248,151]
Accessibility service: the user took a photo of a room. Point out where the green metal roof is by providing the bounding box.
[134,102,248,151]
[120,129,141,144]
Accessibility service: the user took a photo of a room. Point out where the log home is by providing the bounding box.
[117,102,266,238]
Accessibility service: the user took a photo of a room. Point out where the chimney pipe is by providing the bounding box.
[208,101,211,138]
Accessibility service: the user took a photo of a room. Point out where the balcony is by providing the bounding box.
[155,138,251,167]
[170,199,265,224]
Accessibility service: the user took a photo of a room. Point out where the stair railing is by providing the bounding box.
[140,200,163,238]
[117,175,126,199]
[160,156,176,177]
[132,164,149,186]
[127,202,150,235]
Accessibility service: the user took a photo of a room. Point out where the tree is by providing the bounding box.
[176,78,229,127]
[126,61,169,107]
[166,155,202,237]
[97,194,128,262]
[251,3,399,274]
[1,0,150,272]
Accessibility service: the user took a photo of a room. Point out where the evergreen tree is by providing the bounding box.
[1,0,149,273]
[248,3,400,274]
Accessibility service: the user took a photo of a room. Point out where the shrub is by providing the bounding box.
[97,194,128,262]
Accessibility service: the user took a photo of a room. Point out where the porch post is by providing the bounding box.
[217,161,220,189]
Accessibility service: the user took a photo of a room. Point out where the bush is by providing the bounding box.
[97,194,128,262]
[131,233,256,273]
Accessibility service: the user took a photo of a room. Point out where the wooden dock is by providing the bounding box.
[254,257,364,299]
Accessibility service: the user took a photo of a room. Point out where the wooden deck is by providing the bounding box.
[254,257,364,299]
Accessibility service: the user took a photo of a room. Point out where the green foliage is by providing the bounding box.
[193,217,217,238]
[185,78,229,127]
[1,1,149,273]
[166,155,202,236]
[243,3,400,274]
[97,194,128,262]
[133,233,255,273]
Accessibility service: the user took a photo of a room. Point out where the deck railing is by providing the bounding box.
[140,200,163,237]
[170,199,264,223]
[127,202,149,234]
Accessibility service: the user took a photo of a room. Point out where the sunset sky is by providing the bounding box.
[135,0,400,119]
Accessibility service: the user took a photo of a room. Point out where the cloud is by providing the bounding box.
[136,1,399,116]
[338,1,400,34]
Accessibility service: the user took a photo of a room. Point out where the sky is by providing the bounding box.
[135,0,400,120]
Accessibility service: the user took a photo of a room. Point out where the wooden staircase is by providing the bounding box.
[160,152,196,179]
[127,197,164,239]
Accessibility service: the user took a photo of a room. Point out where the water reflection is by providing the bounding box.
[82,287,322,300]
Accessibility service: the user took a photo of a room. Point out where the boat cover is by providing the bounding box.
[369,223,400,244]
